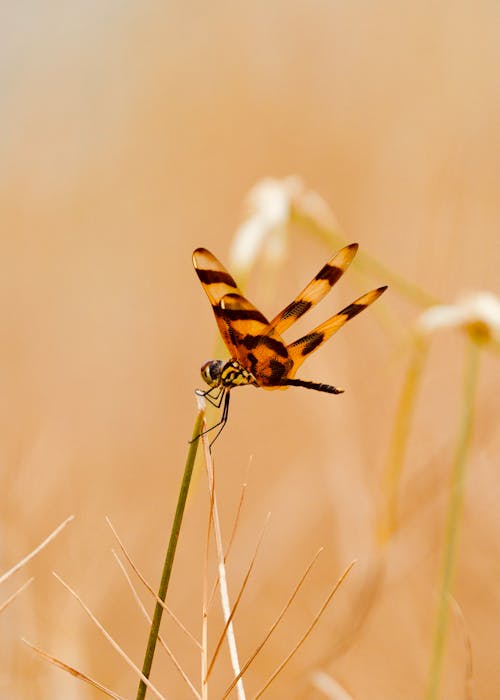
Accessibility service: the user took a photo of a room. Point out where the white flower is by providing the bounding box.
[229,177,299,269]
[229,176,339,271]
[417,292,500,343]
[311,671,355,699]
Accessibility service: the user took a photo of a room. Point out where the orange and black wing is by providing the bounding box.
[286,285,387,375]
[194,245,386,388]
[193,248,286,370]
[192,247,245,357]
[192,248,242,306]
[267,243,359,336]
[218,293,293,386]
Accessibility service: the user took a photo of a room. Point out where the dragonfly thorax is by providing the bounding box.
[201,359,256,389]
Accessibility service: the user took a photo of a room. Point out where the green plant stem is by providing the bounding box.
[377,336,428,545]
[290,209,439,308]
[426,338,481,700]
[136,409,204,700]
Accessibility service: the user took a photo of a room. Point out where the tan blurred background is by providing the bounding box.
[1,2,499,698]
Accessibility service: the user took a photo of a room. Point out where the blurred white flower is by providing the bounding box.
[229,176,339,271]
[417,291,500,343]
[311,671,355,699]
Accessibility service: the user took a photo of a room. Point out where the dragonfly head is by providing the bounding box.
[201,359,257,389]
[201,360,225,388]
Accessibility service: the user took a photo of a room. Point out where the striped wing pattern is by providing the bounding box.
[268,242,359,335]
[219,293,293,386]
[192,248,242,357]
[194,244,387,388]
[286,286,387,374]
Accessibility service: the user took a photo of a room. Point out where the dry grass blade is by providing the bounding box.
[224,460,251,563]
[106,516,200,649]
[206,513,270,683]
[0,577,34,614]
[207,467,250,613]
[254,561,356,700]
[311,670,355,699]
[450,596,475,700]
[325,556,384,659]
[201,433,246,700]
[377,337,427,545]
[22,638,127,700]
[112,551,201,700]
[221,548,323,700]
[201,412,215,700]
[0,515,74,585]
[426,339,480,700]
[53,572,167,700]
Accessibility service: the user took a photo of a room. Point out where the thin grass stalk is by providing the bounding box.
[112,551,201,699]
[23,639,127,700]
[449,596,475,700]
[426,338,481,700]
[0,514,74,585]
[224,465,250,563]
[206,515,269,682]
[221,548,323,699]
[377,336,427,545]
[0,578,33,614]
[136,408,205,700]
[207,456,253,619]
[201,430,215,700]
[107,517,201,649]
[254,561,356,699]
[54,573,166,700]
[201,435,247,700]
[290,209,438,308]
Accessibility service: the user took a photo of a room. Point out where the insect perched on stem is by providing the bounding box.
[193,244,387,444]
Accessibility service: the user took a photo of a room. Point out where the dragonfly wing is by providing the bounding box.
[268,243,359,336]
[193,248,242,305]
[287,286,387,373]
[219,293,293,385]
[193,248,243,356]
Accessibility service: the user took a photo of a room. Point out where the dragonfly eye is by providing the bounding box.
[201,360,223,387]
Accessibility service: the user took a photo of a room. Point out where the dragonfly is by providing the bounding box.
[193,244,387,444]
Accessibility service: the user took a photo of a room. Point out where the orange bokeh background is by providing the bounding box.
[1,3,499,698]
